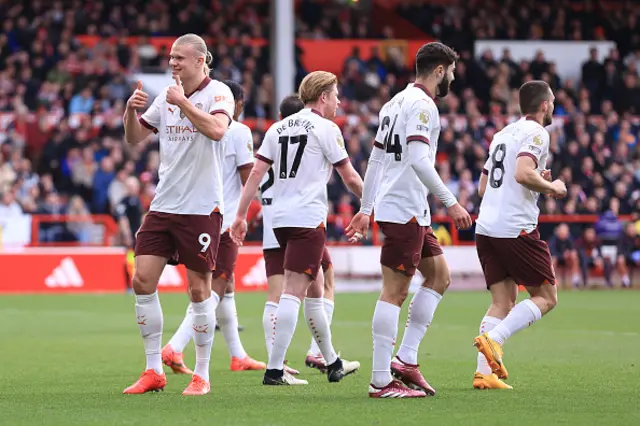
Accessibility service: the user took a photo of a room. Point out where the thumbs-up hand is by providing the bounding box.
[166,74,186,106]
[126,80,148,111]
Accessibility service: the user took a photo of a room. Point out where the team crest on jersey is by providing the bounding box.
[533,135,543,146]
[180,103,204,119]
[332,123,345,147]
[247,142,253,153]
[419,111,429,124]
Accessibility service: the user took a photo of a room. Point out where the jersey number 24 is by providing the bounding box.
[380,115,402,161]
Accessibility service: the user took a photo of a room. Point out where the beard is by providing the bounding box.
[436,76,451,98]
[543,112,552,126]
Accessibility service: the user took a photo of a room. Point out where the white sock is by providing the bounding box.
[371,300,400,388]
[304,298,338,365]
[308,298,334,356]
[476,316,502,375]
[135,292,164,374]
[167,303,194,353]
[216,293,247,359]
[191,294,219,382]
[396,287,442,365]
[487,299,542,345]
[262,302,279,358]
[267,294,300,371]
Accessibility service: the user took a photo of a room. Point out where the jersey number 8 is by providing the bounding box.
[489,143,507,188]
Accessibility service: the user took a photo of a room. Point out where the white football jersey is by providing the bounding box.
[140,77,235,215]
[259,166,279,249]
[221,121,254,231]
[476,117,550,238]
[256,108,348,229]
[373,83,441,226]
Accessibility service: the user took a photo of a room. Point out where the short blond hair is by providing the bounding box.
[298,71,337,104]
[174,33,213,76]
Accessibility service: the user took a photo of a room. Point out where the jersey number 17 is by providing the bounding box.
[278,135,307,179]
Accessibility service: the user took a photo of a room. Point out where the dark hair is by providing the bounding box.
[279,94,304,118]
[415,42,459,76]
[518,80,551,115]
[222,80,244,102]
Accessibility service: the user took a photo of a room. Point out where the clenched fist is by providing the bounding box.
[126,80,148,111]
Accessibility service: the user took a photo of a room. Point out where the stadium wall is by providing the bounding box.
[0,246,486,294]
[474,40,616,81]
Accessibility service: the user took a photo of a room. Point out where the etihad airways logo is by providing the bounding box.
[165,125,199,142]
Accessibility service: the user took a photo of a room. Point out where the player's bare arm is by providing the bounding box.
[514,156,566,197]
[124,81,152,144]
[478,172,488,197]
[230,159,270,245]
[346,145,385,241]
[335,161,363,198]
[169,75,228,141]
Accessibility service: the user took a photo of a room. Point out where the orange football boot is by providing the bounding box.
[123,369,167,394]
[162,344,193,375]
[473,333,508,379]
[473,372,513,390]
[230,356,266,371]
[182,375,210,396]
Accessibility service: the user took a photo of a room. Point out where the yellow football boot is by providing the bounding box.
[473,333,508,379]
[473,372,513,390]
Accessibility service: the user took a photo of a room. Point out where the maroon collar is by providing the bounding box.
[311,108,324,117]
[525,115,542,125]
[185,76,211,98]
[413,83,435,99]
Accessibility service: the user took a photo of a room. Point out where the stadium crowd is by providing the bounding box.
[0,0,639,285]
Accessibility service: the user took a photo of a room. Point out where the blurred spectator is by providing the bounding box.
[0,0,638,254]
[114,176,142,249]
[616,222,640,288]
[575,227,612,288]
[549,224,581,288]
[595,209,624,246]
[66,194,97,244]
[92,157,115,213]
[68,87,94,114]
[0,191,23,217]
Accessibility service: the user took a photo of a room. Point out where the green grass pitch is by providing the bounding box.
[1,291,639,425]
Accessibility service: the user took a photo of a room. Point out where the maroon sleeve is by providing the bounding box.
[139,117,158,134]
[210,109,232,126]
[516,152,538,168]
[406,135,430,145]
[255,154,273,165]
[333,158,349,167]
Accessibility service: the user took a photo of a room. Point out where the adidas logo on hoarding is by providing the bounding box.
[45,257,84,288]
[158,265,183,287]
[241,258,267,287]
